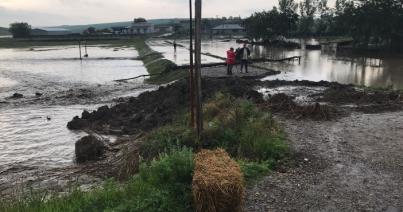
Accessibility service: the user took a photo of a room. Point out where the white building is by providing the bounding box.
[129,20,155,34]
[31,27,73,36]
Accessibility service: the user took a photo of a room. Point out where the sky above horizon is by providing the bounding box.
[0,0,336,27]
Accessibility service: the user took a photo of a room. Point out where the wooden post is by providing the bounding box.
[189,0,196,128]
[78,41,82,60]
[84,40,88,57]
[194,0,203,137]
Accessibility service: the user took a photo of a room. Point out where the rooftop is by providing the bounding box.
[212,24,244,30]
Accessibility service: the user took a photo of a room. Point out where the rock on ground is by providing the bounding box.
[75,135,107,163]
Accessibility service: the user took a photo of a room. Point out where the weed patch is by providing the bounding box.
[0,148,194,212]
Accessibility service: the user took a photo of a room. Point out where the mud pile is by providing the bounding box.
[321,85,401,104]
[67,78,260,135]
[321,85,402,113]
[265,93,336,120]
[67,78,403,134]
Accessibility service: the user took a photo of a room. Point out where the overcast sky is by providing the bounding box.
[0,0,336,27]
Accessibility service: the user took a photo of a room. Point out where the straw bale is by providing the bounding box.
[192,149,245,212]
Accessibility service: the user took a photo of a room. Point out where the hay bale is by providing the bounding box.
[192,149,245,212]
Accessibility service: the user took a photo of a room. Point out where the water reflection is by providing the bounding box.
[151,39,403,89]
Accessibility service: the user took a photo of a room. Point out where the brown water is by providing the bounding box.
[0,45,150,170]
[151,39,403,89]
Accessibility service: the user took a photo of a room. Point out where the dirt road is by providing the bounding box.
[246,111,403,212]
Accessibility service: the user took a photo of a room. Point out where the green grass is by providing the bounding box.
[133,39,187,84]
[202,93,288,161]
[0,148,194,212]
[141,93,289,163]
[238,160,272,185]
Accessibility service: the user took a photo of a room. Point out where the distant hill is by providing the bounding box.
[53,19,187,33]
[0,27,10,36]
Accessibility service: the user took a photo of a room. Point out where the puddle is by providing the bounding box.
[258,86,326,104]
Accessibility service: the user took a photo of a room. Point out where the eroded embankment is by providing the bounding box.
[1,76,402,203]
[68,78,403,136]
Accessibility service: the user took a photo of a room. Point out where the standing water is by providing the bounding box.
[0,45,149,171]
[151,39,403,89]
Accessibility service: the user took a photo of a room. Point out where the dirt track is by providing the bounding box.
[245,112,403,212]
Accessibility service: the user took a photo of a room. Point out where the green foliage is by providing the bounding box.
[143,92,288,163]
[203,93,289,161]
[0,148,194,212]
[141,125,195,161]
[244,6,298,40]
[238,160,273,184]
[9,22,31,38]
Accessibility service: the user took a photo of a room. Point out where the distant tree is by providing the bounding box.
[278,0,299,36]
[87,27,96,34]
[134,18,147,23]
[298,0,319,36]
[314,0,336,36]
[9,22,31,38]
[279,0,298,14]
[244,7,295,40]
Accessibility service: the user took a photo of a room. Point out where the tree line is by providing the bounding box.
[244,0,403,50]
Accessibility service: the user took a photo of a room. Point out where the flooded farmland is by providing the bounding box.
[150,39,403,89]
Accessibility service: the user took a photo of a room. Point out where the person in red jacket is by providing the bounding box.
[226,47,236,75]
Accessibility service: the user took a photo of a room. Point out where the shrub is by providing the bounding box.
[203,93,288,161]
[140,125,195,161]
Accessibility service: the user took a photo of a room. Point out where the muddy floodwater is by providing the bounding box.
[0,45,149,173]
[150,39,403,89]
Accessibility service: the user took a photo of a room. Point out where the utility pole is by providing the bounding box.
[189,0,195,128]
[194,0,203,137]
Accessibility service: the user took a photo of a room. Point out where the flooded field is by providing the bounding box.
[0,45,149,171]
[0,46,147,97]
[0,105,91,170]
[151,39,403,89]
[148,40,223,65]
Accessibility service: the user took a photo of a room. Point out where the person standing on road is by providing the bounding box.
[240,44,251,73]
[226,47,236,75]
